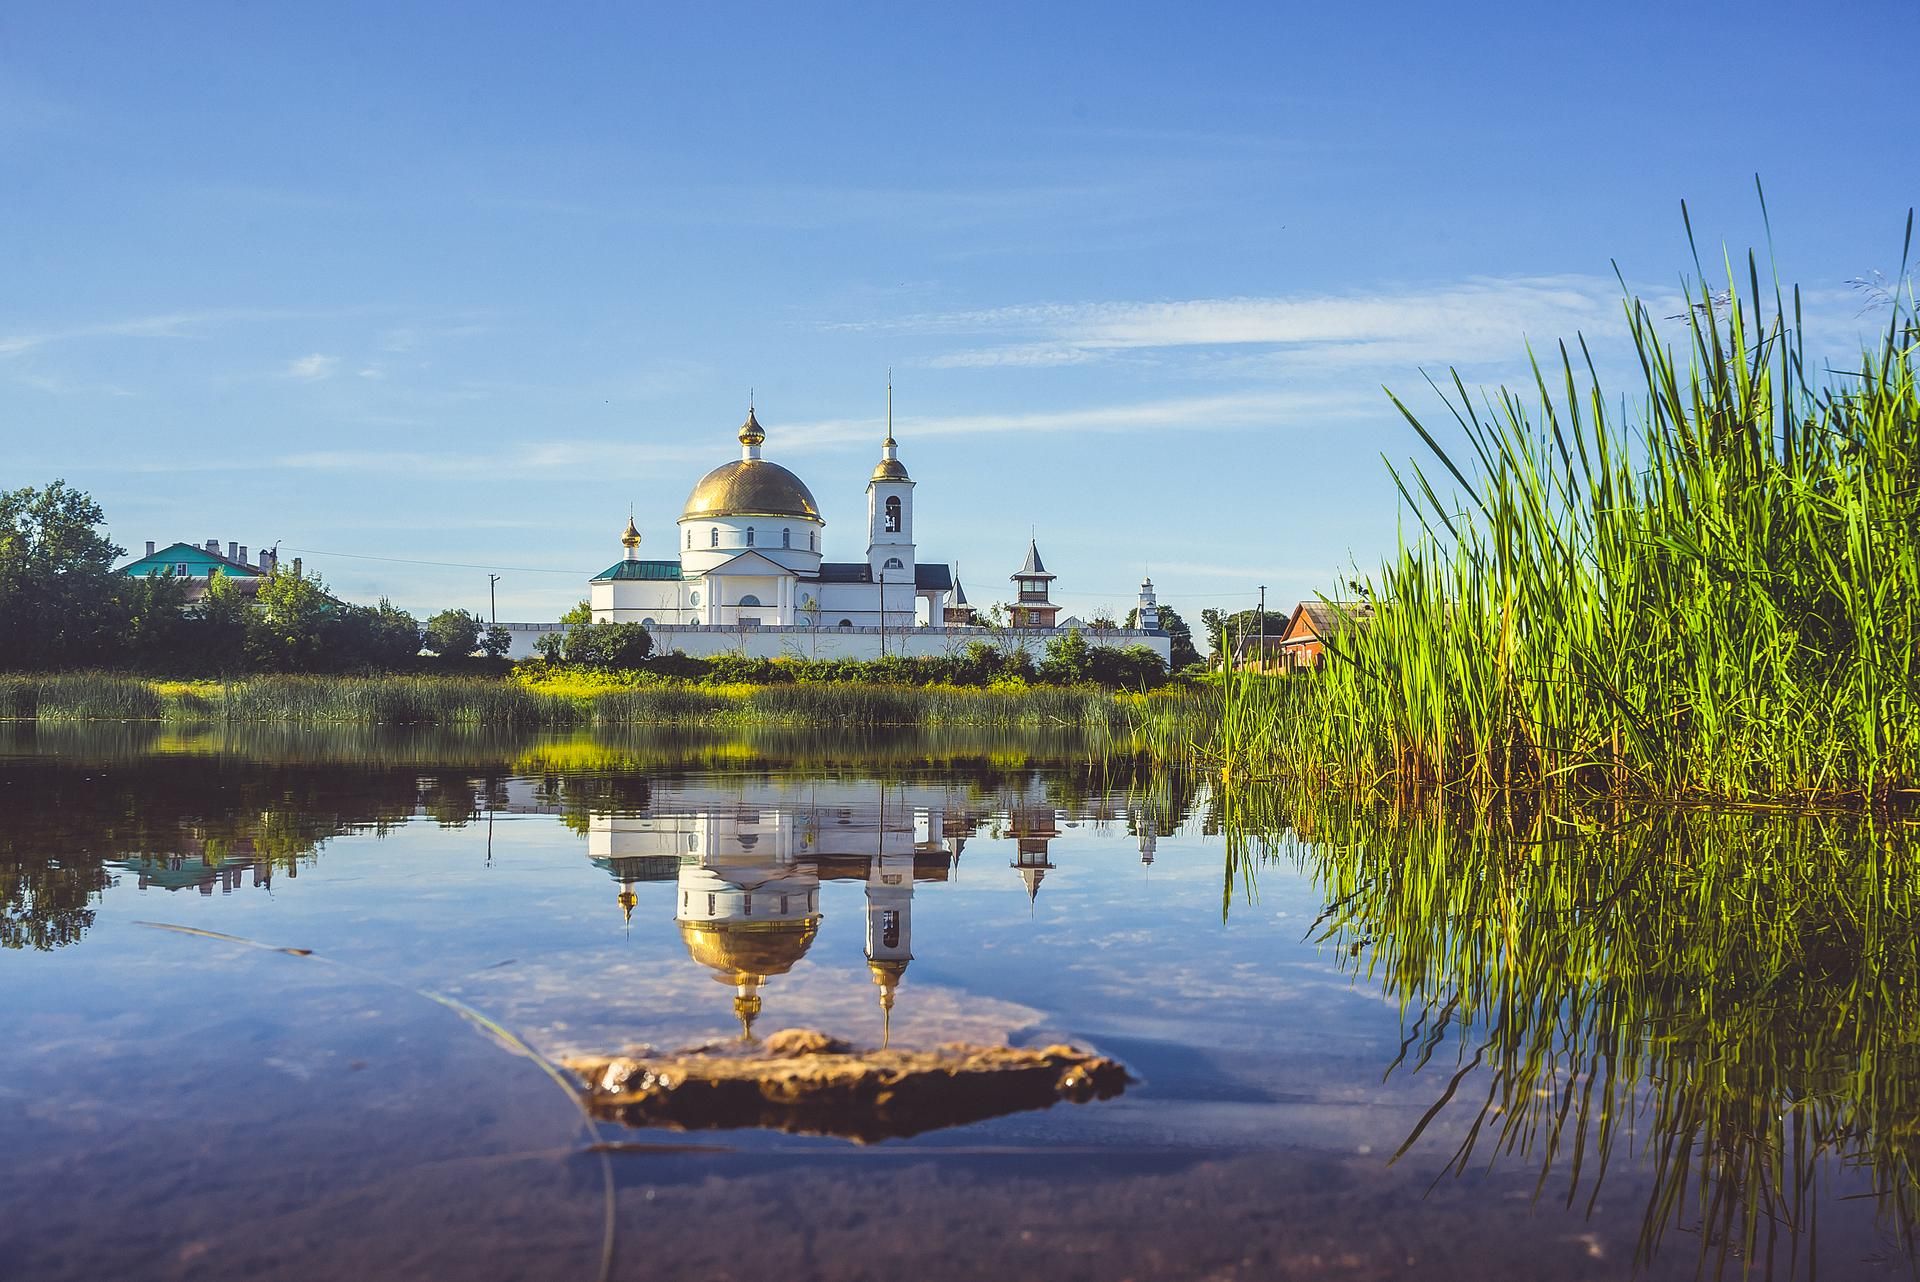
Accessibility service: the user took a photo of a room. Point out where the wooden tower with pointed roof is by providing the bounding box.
[1009,539,1060,628]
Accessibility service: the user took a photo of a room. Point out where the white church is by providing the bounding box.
[588,403,1169,662]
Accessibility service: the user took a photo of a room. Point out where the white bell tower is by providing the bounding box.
[866,380,916,585]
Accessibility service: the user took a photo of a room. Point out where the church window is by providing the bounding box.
[742,893,751,916]
[746,526,755,546]
[884,557,904,570]
[881,909,900,949]
[884,495,901,532]
[710,528,719,548]
[641,618,655,629]
[739,595,762,608]
[782,528,791,548]
[809,531,816,550]
[689,591,700,606]
[686,529,692,549]
[839,619,853,628]
[706,893,715,915]
[780,894,789,914]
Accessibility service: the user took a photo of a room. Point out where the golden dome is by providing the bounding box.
[620,512,642,549]
[870,457,910,483]
[681,459,822,522]
[678,917,820,980]
[738,407,765,447]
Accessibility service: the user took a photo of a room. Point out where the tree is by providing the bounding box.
[0,480,125,669]
[248,568,334,671]
[422,608,483,659]
[1199,605,1284,666]
[480,624,512,659]
[1127,602,1200,670]
[561,621,652,668]
[333,599,421,669]
[123,571,195,672]
[1087,643,1169,690]
[1036,628,1093,684]
[194,571,253,672]
[536,600,594,661]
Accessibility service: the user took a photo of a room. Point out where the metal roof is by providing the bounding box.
[592,560,685,582]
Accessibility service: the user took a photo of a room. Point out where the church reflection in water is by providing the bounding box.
[584,780,1165,1041]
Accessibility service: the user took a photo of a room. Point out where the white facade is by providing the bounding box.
[587,405,1172,663]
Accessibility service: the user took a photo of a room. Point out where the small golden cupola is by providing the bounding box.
[739,406,765,455]
[620,510,642,561]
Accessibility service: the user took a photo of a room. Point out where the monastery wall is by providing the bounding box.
[640,624,1170,663]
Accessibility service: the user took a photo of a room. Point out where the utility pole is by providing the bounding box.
[1257,585,1266,671]
[488,574,500,627]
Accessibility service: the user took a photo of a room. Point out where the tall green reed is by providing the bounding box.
[1219,208,1920,803]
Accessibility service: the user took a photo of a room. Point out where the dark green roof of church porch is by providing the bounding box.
[593,560,684,582]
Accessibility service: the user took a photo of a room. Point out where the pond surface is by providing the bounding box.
[2,726,1914,1281]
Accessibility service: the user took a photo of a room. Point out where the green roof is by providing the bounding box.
[593,559,683,582]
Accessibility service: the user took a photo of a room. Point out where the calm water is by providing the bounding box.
[2,726,1913,1281]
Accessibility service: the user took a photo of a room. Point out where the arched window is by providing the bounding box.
[710,528,719,547]
[782,528,791,548]
[884,495,902,533]
[746,526,755,546]
[838,618,853,628]
[641,618,655,629]
[809,531,816,550]
[739,595,762,608]
[686,529,692,549]
[884,557,904,570]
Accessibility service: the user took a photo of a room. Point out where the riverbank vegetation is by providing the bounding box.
[1208,212,1920,804]
[0,669,1201,735]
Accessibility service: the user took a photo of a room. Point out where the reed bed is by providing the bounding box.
[1214,221,1920,804]
[0,671,1211,738]
[1223,786,1920,1274]
[0,673,166,721]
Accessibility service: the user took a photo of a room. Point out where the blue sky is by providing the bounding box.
[3,1,1914,624]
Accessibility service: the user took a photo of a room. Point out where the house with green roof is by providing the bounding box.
[118,538,280,602]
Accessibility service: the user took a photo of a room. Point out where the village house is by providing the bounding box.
[117,539,281,602]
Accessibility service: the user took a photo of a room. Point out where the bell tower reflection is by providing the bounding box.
[865,848,914,1046]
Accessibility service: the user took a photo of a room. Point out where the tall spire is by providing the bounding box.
[870,376,910,483]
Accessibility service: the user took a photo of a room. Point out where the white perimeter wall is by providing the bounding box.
[637,625,1170,663]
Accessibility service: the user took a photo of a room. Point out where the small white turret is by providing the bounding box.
[1136,575,1161,633]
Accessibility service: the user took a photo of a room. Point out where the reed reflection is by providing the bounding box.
[1225,790,1920,1278]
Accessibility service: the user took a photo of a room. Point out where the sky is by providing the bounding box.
[3,1,1915,625]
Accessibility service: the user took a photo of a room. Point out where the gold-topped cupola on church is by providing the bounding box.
[586,393,1170,663]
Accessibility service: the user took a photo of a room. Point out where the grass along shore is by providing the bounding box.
[1209,222,1920,806]
[0,670,1205,741]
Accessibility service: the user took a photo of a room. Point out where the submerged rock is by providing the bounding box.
[564,1028,1129,1143]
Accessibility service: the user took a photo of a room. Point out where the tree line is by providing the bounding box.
[0,481,505,673]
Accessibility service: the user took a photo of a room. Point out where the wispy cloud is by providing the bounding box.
[285,353,338,380]
[776,387,1381,450]
[0,310,221,358]
[269,388,1361,479]
[849,276,1652,372]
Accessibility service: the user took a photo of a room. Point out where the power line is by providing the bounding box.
[280,546,590,576]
